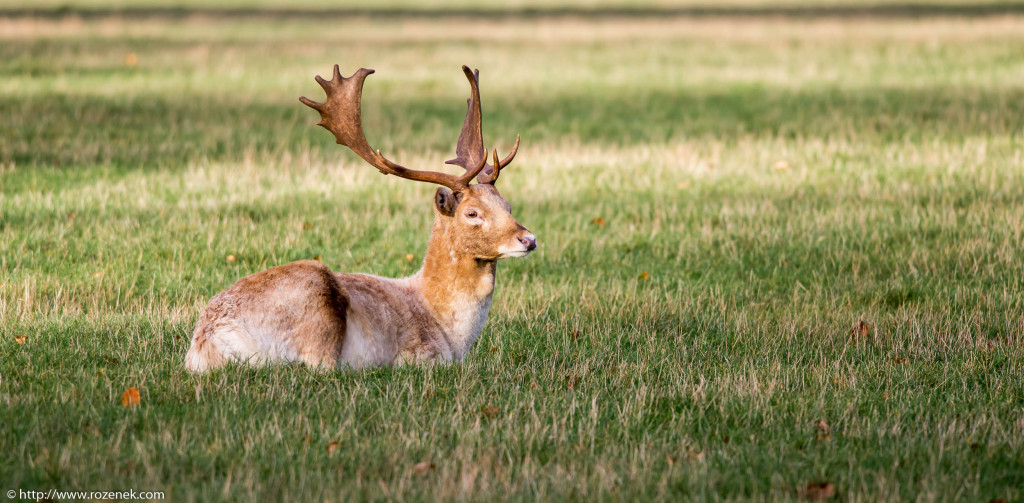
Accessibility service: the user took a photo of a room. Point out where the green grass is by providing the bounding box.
[2,4,1024,501]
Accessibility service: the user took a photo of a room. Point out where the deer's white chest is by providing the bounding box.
[443,266,496,360]
[447,294,493,361]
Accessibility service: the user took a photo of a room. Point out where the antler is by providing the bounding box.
[300,65,487,191]
[445,65,520,185]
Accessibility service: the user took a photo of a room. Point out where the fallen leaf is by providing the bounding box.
[773,160,790,171]
[815,419,832,442]
[92,271,104,278]
[226,254,236,263]
[68,212,76,220]
[688,450,705,462]
[121,387,140,408]
[851,320,870,339]
[123,52,139,66]
[481,405,499,418]
[314,254,322,262]
[571,329,581,340]
[302,221,313,230]
[413,461,434,475]
[15,335,26,345]
[405,254,415,262]
[801,481,835,500]
[666,455,678,466]
[590,217,605,226]
[326,441,340,455]
[638,272,650,280]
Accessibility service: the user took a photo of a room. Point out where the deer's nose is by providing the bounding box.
[518,233,537,251]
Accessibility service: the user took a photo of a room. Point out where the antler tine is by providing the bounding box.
[499,134,520,168]
[476,134,520,185]
[300,65,467,191]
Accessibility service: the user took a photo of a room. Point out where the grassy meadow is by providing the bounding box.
[2,2,1024,501]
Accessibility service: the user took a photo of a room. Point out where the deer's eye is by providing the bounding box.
[466,210,478,218]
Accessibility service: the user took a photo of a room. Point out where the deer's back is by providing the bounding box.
[188,260,348,370]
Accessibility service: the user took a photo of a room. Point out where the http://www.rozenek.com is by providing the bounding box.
[8,489,165,501]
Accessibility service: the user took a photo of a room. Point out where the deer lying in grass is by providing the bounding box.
[184,65,536,372]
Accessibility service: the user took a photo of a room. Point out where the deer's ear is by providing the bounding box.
[434,187,461,217]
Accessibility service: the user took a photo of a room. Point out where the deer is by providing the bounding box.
[184,64,536,372]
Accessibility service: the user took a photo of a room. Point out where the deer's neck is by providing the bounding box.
[414,217,496,360]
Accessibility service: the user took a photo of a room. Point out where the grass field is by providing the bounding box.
[2,2,1024,501]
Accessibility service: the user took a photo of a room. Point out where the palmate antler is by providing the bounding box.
[445,66,519,185]
[299,64,517,191]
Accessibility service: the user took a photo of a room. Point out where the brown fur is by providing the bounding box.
[185,260,348,370]
[186,183,534,372]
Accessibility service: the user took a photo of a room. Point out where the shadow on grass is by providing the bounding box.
[4,3,1024,20]
[2,83,1023,173]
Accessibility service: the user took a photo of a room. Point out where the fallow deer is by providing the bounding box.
[184,65,536,372]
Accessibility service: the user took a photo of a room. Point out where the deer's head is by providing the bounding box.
[300,65,536,261]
